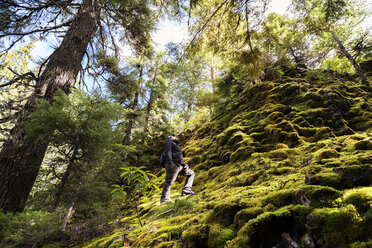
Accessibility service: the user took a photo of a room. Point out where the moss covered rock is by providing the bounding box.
[208,223,235,248]
[181,224,209,248]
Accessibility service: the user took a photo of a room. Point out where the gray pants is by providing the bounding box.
[160,163,195,201]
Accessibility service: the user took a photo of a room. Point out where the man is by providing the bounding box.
[160,134,195,203]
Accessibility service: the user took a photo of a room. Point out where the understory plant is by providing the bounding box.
[111,166,160,226]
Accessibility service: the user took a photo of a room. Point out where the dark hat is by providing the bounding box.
[166,134,175,142]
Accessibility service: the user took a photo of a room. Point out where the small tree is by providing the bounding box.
[111,166,160,226]
[25,89,121,210]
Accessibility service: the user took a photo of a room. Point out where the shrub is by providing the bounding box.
[0,210,65,248]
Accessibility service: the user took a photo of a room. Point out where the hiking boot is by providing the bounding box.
[181,190,196,196]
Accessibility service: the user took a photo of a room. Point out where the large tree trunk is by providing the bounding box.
[0,0,101,213]
[330,30,369,87]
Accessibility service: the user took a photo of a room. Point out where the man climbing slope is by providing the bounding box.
[160,134,195,203]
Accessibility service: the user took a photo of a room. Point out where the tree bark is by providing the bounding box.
[330,29,369,87]
[123,66,142,144]
[123,91,139,144]
[51,148,78,210]
[141,67,158,144]
[0,0,101,213]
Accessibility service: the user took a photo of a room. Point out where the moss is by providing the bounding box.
[313,127,335,141]
[324,160,342,168]
[342,187,372,213]
[225,171,262,187]
[81,231,123,248]
[307,205,362,246]
[306,172,341,188]
[350,240,372,248]
[263,189,296,208]
[230,146,254,162]
[272,166,297,175]
[208,223,235,248]
[89,76,372,248]
[227,131,252,149]
[315,148,340,161]
[228,207,297,248]
[354,139,372,150]
[335,165,372,189]
[207,167,221,179]
[300,185,342,207]
[155,241,180,248]
[217,125,247,146]
[181,224,209,248]
[268,149,288,160]
[249,132,266,141]
[233,207,263,230]
[207,202,243,226]
[267,111,284,122]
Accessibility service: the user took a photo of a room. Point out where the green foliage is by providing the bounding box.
[26,89,119,151]
[25,89,121,209]
[111,166,160,226]
[0,210,64,248]
[112,166,160,202]
[0,42,34,145]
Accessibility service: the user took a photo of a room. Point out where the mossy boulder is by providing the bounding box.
[354,139,372,150]
[155,241,181,248]
[342,187,372,213]
[300,185,342,208]
[263,189,296,208]
[315,148,340,161]
[181,224,209,248]
[225,171,262,187]
[227,207,303,248]
[208,223,235,248]
[313,127,336,141]
[233,207,263,230]
[306,205,364,247]
[305,172,341,188]
[334,165,372,189]
[207,202,244,226]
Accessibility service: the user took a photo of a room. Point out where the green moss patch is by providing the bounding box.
[181,224,209,248]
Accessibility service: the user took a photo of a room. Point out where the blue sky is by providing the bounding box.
[31,0,293,60]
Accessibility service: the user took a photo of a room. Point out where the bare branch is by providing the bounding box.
[0,21,72,39]
[0,69,37,88]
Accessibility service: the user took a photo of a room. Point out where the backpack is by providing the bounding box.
[160,151,166,168]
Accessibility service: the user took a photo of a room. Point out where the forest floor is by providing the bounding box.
[79,70,372,248]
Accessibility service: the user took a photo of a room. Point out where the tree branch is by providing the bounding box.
[0,69,37,88]
[179,0,230,64]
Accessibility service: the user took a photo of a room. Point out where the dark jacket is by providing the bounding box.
[164,140,185,166]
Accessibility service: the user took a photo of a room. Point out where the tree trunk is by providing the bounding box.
[141,67,158,144]
[51,148,78,210]
[123,91,139,144]
[185,81,195,123]
[0,0,101,213]
[123,67,142,144]
[210,63,215,92]
[330,29,369,87]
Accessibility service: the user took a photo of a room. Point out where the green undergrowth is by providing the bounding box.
[81,73,371,247]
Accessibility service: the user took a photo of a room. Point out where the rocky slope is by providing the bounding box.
[81,70,372,248]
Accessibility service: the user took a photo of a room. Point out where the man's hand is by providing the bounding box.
[170,164,176,170]
[182,164,189,173]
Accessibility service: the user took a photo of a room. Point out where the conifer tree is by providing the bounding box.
[0,0,158,213]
